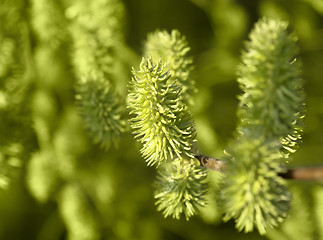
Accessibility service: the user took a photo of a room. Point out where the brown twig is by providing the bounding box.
[195,154,323,181]
[278,166,323,180]
[195,155,226,172]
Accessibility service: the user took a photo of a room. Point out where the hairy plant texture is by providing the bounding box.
[76,80,125,148]
[68,0,125,148]
[145,30,195,105]
[223,137,290,234]
[237,18,304,153]
[222,18,305,234]
[155,159,208,220]
[128,57,196,166]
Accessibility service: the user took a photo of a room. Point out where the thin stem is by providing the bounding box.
[279,166,323,180]
[195,154,323,181]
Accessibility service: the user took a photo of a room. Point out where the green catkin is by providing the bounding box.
[223,137,290,234]
[222,18,305,234]
[145,30,195,105]
[30,0,67,47]
[155,159,208,220]
[237,18,304,152]
[128,57,196,166]
[67,0,124,81]
[68,0,125,148]
[129,56,206,219]
[75,80,124,148]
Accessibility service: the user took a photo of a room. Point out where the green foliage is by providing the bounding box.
[144,30,195,105]
[222,18,304,234]
[129,56,196,166]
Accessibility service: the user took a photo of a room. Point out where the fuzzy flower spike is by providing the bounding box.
[128,56,196,167]
[222,18,305,235]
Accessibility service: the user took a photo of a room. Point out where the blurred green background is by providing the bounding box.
[1,0,323,239]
